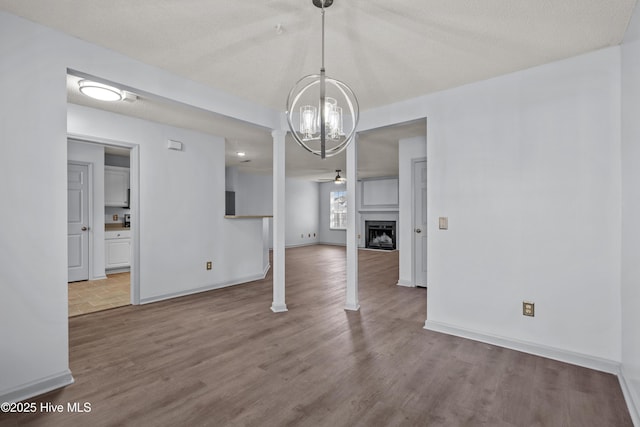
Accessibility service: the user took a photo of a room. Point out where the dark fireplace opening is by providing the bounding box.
[365,221,396,250]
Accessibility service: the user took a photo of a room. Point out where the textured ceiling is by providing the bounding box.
[3,0,637,179]
[2,0,636,110]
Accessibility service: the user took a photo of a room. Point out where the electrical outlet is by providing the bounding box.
[206,261,212,270]
[113,214,118,221]
[523,301,535,317]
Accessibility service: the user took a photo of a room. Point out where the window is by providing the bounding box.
[330,191,347,230]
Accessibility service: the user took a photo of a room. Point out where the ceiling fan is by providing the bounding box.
[318,169,346,184]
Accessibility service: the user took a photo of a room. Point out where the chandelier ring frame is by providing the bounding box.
[286,73,360,158]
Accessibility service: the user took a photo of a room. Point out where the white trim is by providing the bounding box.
[396,279,415,287]
[139,271,269,305]
[317,242,347,247]
[285,242,319,249]
[262,263,271,278]
[67,133,140,306]
[0,370,74,403]
[105,267,131,274]
[344,303,361,311]
[619,366,640,427]
[424,320,621,374]
[271,303,288,313]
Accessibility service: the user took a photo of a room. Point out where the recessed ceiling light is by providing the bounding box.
[78,80,124,101]
[237,152,246,157]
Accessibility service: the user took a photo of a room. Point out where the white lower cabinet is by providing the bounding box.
[105,230,131,270]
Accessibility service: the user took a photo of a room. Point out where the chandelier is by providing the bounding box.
[286,0,359,159]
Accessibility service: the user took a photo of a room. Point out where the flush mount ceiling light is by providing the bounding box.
[334,169,346,184]
[286,0,359,159]
[78,80,124,101]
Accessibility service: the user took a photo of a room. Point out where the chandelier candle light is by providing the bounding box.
[286,0,359,159]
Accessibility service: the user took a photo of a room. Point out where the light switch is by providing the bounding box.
[439,217,448,230]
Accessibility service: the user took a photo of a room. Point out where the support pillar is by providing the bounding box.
[271,129,288,312]
[345,134,360,311]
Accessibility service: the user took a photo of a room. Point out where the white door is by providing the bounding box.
[413,159,427,287]
[68,163,90,282]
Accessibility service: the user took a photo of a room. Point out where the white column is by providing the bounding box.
[271,129,288,312]
[345,135,360,311]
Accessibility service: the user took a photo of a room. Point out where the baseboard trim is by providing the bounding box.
[271,303,288,313]
[140,272,267,305]
[344,302,361,311]
[262,263,271,277]
[396,279,415,288]
[317,242,346,247]
[0,370,74,403]
[284,242,319,248]
[105,267,130,274]
[619,367,640,427]
[424,320,620,374]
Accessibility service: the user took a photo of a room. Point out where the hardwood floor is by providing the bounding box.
[68,273,130,317]
[2,245,632,426]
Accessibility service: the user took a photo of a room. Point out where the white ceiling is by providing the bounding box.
[4,0,637,180]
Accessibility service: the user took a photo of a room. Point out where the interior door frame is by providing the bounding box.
[411,157,427,288]
[67,133,141,305]
[68,160,94,282]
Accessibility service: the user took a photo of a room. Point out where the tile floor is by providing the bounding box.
[68,272,130,317]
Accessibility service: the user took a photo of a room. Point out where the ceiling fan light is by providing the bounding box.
[78,80,124,101]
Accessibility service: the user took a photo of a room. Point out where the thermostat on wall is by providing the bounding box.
[167,139,183,151]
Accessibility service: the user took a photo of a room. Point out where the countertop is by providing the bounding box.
[105,223,131,231]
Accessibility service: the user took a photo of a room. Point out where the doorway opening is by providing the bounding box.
[67,139,138,316]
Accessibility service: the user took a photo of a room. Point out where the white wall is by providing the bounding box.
[235,172,273,216]
[0,12,72,401]
[398,136,427,287]
[234,171,320,247]
[0,10,276,402]
[425,48,622,365]
[67,140,107,280]
[621,3,640,422]
[360,47,623,368]
[285,178,320,247]
[68,104,265,301]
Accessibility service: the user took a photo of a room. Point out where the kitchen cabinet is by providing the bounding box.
[105,229,131,270]
[105,166,129,207]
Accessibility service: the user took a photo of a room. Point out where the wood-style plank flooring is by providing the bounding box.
[2,245,632,426]
[68,273,130,317]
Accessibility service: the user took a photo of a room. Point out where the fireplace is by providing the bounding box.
[365,221,396,250]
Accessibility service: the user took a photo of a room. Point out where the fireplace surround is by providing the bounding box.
[365,220,396,250]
